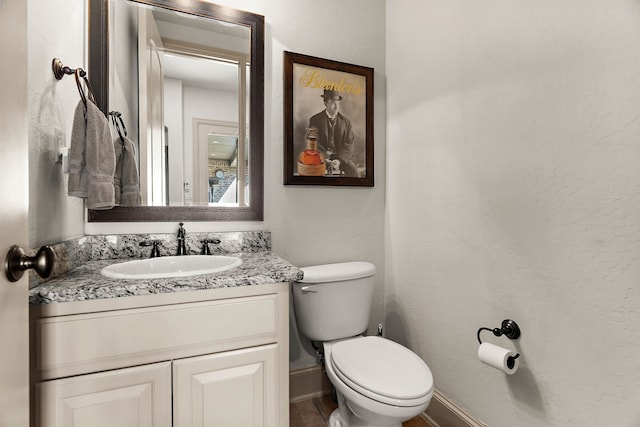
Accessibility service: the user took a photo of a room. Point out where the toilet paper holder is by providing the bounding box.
[478,319,520,374]
[477,319,521,344]
[477,319,521,369]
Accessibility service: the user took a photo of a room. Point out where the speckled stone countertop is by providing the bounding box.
[29,251,303,305]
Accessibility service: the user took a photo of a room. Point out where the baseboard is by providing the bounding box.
[423,389,486,427]
[289,365,332,403]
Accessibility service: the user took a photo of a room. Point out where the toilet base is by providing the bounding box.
[328,409,345,427]
[328,408,402,427]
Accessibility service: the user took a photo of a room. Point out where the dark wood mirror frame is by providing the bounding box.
[87,0,264,222]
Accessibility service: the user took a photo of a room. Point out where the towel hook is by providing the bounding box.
[52,58,85,80]
[109,111,127,142]
[53,58,96,108]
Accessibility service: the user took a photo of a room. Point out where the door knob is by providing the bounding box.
[4,245,55,282]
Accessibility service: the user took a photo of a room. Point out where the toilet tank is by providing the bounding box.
[292,262,376,342]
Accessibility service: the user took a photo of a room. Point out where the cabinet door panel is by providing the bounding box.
[173,345,277,427]
[36,362,171,427]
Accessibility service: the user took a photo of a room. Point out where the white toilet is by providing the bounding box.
[293,262,433,427]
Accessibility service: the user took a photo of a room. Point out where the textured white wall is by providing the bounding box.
[28,0,86,246]
[386,1,640,426]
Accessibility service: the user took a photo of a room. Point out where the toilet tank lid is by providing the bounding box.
[298,262,376,283]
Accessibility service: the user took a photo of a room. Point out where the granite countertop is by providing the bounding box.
[29,251,303,305]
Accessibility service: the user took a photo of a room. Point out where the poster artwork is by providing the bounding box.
[292,64,366,178]
[284,51,374,186]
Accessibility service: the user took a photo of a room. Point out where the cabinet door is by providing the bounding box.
[36,361,171,427]
[173,344,278,427]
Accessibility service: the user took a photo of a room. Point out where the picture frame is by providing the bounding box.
[283,51,374,186]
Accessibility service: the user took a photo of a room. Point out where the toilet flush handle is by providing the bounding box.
[300,285,318,293]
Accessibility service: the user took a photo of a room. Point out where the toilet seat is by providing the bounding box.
[329,336,433,407]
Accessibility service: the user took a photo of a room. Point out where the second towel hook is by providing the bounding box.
[109,111,127,142]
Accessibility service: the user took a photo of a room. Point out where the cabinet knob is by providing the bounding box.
[4,245,55,282]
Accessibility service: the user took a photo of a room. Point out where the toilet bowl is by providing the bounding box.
[292,262,435,427]
[323,336,433,427]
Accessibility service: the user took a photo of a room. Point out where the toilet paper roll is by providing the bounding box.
[478,342,519,374]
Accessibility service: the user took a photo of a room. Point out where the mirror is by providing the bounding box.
[87,0,264,221]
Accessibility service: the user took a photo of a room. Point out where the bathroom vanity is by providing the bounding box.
[29,241,302,427]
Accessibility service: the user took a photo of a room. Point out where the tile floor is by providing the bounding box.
[290,394,433,427]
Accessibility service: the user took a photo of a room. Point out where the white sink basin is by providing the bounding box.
[100,255,243,279]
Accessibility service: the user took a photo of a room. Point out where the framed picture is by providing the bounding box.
[283,51,374,186]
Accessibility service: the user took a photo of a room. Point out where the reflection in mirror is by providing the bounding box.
[88,0,264,222]
[111,0,250,207]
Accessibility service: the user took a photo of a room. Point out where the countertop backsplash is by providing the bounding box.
[30,231,271,288]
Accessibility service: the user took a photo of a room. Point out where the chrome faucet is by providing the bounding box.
[176,222,187,255]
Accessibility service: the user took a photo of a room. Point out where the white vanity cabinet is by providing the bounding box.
[30,283,289,427]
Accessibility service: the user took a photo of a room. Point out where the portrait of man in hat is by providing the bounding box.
[285,56,372,185]
[308,88,359,177]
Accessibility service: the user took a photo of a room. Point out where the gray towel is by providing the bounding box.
[114,136,141,206]
[68,100,116,209]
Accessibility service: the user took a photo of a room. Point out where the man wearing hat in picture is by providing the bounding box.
[308,88,358,177]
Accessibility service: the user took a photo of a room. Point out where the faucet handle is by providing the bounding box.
[200,239,221,255]
[139,240,161,258]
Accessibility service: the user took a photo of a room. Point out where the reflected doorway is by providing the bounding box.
[193,120,248,206]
